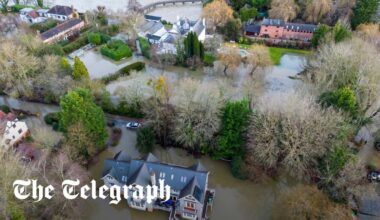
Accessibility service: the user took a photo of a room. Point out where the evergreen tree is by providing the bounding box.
[72,56,89,80]
[351,0,379,29]
[59,88,108,148]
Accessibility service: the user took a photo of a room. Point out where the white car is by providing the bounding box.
[368,171,380,182]
[126,122,141,129]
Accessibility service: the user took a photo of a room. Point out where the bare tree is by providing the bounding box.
[170,78,224,151]
[218,44,241,76]
[273,185,352,220]
[245,44,272,76]
[202,0,234,30]
[304,0,332,23]
[305,37,380,118]
[247,90,346,180]
[269,0,299,22]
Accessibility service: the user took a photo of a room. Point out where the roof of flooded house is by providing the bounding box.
[261,18,317,32]
[0,110,16,121]
[47,5,73,16]
[103,151,209,203]
[146,33,162,41]
[192,19,205,37]
[144,14,161,22]
[262,18,285,27]
[140,21,164,35]
[244,24,261,33]
[285,23,317,32]
[40,19,83,40]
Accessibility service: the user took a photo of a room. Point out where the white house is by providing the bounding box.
[102,152,215,220]
[19,8,46,24]
[46,5,74,21]
[0,112,29,150]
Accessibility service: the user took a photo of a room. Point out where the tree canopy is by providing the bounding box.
[59,88,108,148]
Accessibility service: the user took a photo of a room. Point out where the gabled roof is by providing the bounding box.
[146,34,162,41]
[244,24,261,33]
[144,153,159,162]
[47,5,73,16]
[179,176,203,202]
[189,161,207,172]
[102,152,210,204]
[40,19,83,40]
[285,23,317,32]
[28,10,39,19]
[114,150,131,162]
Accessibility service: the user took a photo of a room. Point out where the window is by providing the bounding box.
[186,202,195,209]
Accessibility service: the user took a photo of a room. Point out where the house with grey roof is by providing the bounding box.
[245,18,317,42]
[170,17,206,42]
[102,151,214,220]
[46,5,74,21]
[40,18,84,44]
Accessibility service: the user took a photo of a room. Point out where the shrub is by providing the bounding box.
[88,32,102,45]
[40,44,65,56]
[203,53,216,66]
[138,37,151,59]
[0,105,11,113]
[44,112,60,125]
[101,62,145,84]
[62,33,89,54]
[110,128,122,146]
[100,40,132,61]
[11,4,29,12]
[320,87,358,117]
[136,126,155,154]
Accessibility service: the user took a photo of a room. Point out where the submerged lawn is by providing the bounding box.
[269,47,312,65]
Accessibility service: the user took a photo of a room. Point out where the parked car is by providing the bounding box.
[375,139,380,151]
[368,171,380,182]
[126,122,141,129]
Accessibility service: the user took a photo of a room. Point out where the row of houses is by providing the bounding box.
[138,15,206,54]
[19,5,85,44]
[244,18,317,42]
[102,151,214,220]
[19,5,75,24]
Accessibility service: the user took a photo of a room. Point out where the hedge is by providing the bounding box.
[62,33,89,54]
[88,32,111,45]
[138,37,151,59]
[100,40,132,61]
[101,62,145,84]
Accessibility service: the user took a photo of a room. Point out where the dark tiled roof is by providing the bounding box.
[244,24,261,33]
[40,19,83,40]
[146,34,162,41]
[285,23,317,32]
[47,5,73,16]
[102,151,209,204]
[145,14,161,21]
[262,18,285,27]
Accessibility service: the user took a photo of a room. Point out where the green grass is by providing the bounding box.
[269,47,312,65]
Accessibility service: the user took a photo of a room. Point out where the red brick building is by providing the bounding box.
[245,18,317,42]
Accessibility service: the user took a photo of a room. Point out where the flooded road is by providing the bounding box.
[0,54,306,220]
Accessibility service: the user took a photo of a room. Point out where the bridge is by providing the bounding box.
[130,0,203,13]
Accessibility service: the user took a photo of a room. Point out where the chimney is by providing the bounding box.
[150,171,156,186]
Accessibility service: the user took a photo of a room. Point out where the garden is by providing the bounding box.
[100,40,133,61]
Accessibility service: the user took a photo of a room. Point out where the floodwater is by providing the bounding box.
[0,54,306,220]
[71,50,145,80]
[148,3,203,23]
[264,54,306,94]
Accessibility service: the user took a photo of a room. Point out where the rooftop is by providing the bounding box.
[47,5,73,16]
[103,151,209,203]
[40,19,83,40]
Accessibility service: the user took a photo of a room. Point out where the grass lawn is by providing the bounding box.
[269,47,312,65]
[237,43,312,65]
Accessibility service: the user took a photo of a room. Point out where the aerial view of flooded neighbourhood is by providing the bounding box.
[0,0,380,219]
